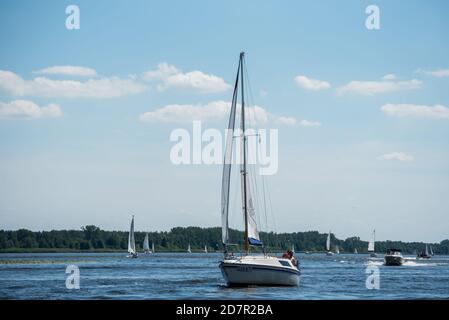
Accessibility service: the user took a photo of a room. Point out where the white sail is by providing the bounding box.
[326,231,331,251]
[128,216,136,254]
[368,229,375,252]
[425,244,429,256]
[204,245,208,253]
[430,245,434,256]
[354,248,358,254]
[152,242,155,253]
[242,174,261,245]
[143,233,150,252]
[188,243,191,253]
[291,244,295,253]
[336,245,340,254]
[221,70,239,246]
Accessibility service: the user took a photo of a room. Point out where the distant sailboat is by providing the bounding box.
[152,242,155,253]
[291,244,295,254]
[187,243,192,253]
[204,245,208,253]
[335,245,340,255]
[417,244,431,259]
[354,248,358,254]
[143,233,151,254]
[326,231,334,256]
[368,229,376,258]
[127,215,138,258]
[429,245,434,256]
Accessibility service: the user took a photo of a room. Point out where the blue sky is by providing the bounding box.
[0,0,448,242]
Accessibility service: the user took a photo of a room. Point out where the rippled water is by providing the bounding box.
[0,252,448,299]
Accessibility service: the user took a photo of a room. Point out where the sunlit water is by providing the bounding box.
[0,252,448,299]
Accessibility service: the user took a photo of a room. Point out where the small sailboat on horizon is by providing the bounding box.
[187,243,192,253]
[204,245,208,253]
[417,244,431,259]
[143,233,151,254]
[368,229,377,258]
[326,231,334,256]
[127,215,138,258]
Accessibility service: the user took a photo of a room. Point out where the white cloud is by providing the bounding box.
[381,103,449,120]
[378,152,414,162]
[276,116,297,126]
[294,75,331,91]
[416,68,449,78]
[0,70,147,98]
[142,62,231,94]
[0,100,62,119]
[299,119,321,127]
[34,66,97,77]
[337,79,422,95]
[139,100,268,123]
[382,74,396,81]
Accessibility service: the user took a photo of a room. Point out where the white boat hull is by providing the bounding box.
[219,256,300,286]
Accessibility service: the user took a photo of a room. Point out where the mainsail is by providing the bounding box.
[326,231,331,251]
[335,245,340,254]
[430,245,434,256]
[220,59,240,246]
[152,242,155,253]
[204,245,208,253]
[221,52,261,251]
[368,229,375,252]
[128,216,136,254]
[188,243,191,253]
[143,233,150,252]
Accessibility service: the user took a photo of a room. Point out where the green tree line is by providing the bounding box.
[0,226,448,254]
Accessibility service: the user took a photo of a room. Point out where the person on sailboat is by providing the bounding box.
[282,250,298,267]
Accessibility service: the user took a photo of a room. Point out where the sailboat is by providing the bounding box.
[430,245,434,256]
[368,229,377,258]
[354,248,358,254]
[218,52,300,287]
[417,244,431,259]
[291,244,295,254]
[335,245,340,255]
[187,243,192,253]
[143,233,151,254]
[204,245,208,253]
[127,215,138,258]
[326,231,334,256]
[152,242,155,253]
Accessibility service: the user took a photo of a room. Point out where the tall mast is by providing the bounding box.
[240,52,249,254]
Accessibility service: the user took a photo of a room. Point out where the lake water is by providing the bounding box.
[0,252,448,299]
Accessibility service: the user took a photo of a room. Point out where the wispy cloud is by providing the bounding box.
[142,62,231,94]
[34,66,97,77]
[381,103,449,120]
[294,75,331,91]
[416,68,449,78]
[0,70,146,98]
[378,152,414,162]
[299,119,321,127]
[139,100,268,124]
[337,78,422,95]
[0,100,62,119]
[382,74,396,81]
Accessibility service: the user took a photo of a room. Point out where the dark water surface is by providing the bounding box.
[0,252,448,299]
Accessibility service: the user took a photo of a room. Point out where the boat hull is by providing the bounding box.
[326,251,334,256]
[384,255,404,266]
[219,257,300,286]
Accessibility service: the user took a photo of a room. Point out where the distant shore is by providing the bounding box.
[1,226,448,255]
